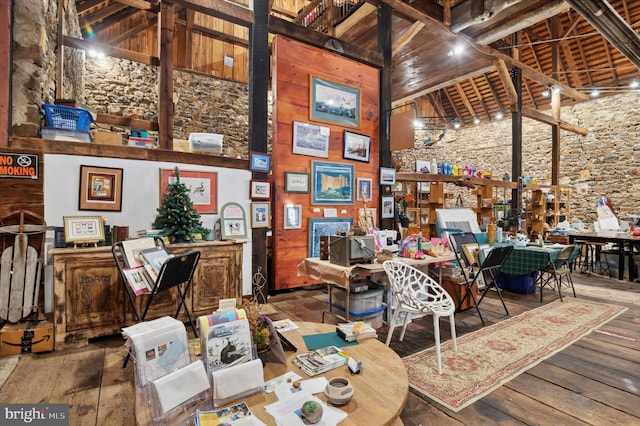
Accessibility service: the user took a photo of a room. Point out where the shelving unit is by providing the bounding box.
[395,173,517,238]
[523,184,570,237]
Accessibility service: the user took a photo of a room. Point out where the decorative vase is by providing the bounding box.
[204,229,216,241]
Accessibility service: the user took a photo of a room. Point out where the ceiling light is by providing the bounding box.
[473,117,480,124]
[590,88,600,97]
[88,49,98,58]
[452,43,465,55]
[496,111,504,120]
[413,120,422,128]
[630,80,639,88]
[542,88,550,97]
[453,122,461,129]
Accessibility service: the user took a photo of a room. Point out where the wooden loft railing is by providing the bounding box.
[294,0,362,35]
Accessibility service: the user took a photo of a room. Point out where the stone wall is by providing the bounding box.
[84,57,251,159]
[392,92,640,225]
[11,1,83,137]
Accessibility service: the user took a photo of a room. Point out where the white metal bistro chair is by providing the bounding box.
[383,259,457,374]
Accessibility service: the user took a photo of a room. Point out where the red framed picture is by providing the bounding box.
[160,169,218,214]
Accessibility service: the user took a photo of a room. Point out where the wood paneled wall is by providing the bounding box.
[272,36,380,290]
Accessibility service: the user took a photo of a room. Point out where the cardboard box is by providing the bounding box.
[128,136,156,148]
[173,138,191,152]
[0,320,54,356]
[94,131,123,146]
[442,281,477,311]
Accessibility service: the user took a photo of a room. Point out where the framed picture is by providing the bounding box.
[343,130,370,163]
[310,76,360,128]
[160,169,218,214]
[284,204,302,229]
[356,178,372,203]
[220,202,247,239]
[311,161,354,205]
[380,167,397,185]
[406,208,420,227]
[63,215,105,243]
[250,179,271,200]
[285,172,310,193]
[381,196,395,219]
[292,121,330,158]
[79,165,123,211]
[308,217,353,258]
[250,152,271,173]
[251,202,271,228]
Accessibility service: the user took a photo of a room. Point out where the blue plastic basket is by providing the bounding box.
[42,104,93,131]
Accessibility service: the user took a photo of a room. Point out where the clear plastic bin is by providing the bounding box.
[330,286,384,314]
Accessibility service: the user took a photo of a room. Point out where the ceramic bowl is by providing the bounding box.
[324,377,354,405]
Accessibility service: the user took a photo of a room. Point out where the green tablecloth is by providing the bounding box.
[498,244,580,275]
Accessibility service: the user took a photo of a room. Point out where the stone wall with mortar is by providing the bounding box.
[392,92,640,225]
[84,57,251,159]
[12,1,83,137]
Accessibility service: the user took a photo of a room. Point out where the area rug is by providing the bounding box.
[403,298,627,412]
[573,283,640,305]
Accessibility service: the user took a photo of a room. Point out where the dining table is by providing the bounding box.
[568,231,640,281]
[493,243,581,293]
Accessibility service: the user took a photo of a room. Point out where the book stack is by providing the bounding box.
[336,322,377,342]
[292,346,350,376]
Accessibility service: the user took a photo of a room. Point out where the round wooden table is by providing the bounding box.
[245,321,409,425]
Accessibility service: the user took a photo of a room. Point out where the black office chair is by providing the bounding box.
[449,232,513,326]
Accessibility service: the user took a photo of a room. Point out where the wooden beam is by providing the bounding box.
[392,65,494,106]
[81,3,129,26]
[379,0,589,103]
[474,0,569,45]
[392,21,425,58]
[63,35,159,66]
[0,0,10,144]
[522,107,588,136]
[335,3,376,38]
[455,82,477,118]
[494,59,518,104]
[268,16,384,69]
[173,0,254,27]
[450,0,527,33]
[77,0,109,14]
[115,0,153,9]
[158,1,175,150]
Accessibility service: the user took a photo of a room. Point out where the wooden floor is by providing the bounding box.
[0,271,639,425]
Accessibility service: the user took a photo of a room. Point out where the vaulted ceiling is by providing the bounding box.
[74,0,640,128]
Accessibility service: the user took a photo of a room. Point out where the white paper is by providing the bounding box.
[264,392,347,426]
[152,360,210,414]
[323,208,338,218]
[264,371,303,394]
[212,358,264,402]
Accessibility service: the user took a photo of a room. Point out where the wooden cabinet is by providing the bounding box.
[51,240,244,350]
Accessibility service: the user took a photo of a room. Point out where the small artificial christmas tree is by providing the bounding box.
[153,167,206,243]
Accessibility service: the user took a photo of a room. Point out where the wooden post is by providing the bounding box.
[0,0,10,144]
[158,1,174,150]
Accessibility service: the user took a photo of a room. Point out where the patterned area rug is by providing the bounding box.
[573,283,640,305]
[403,299,627,412]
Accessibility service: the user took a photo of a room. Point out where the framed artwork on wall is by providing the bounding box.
[250,152,271,173]
[220,202,247,239]
[284,204,302,229]
[343,130,370,163]
[250,202,270,228]
[381,196,395,219]
[311,161,354,205]
[79,165,123,211]
[292,121,330,158]
[250,179,271,200]
[356,178,372,203]
[63,215,105,243]
[310,76,360,128]
[380,167,397,185]
[284,172,310,193]
[160,168,218,214]
[308,217,353,258]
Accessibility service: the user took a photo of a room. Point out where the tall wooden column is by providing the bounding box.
[0,0,11,143]
[378,2,393,229]
[249,0,269,298]
[158,1,174,150]
[511,66,522,226]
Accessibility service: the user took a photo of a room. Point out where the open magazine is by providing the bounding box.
[199,309,253,376]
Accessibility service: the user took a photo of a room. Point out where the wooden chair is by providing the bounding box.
[449,232,513,326]
[382,259,457,374]
[538,245,577,302]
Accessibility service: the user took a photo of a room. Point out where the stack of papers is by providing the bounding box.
[198,309,253,376]
[292,346,349,377]
[336,322,377,342]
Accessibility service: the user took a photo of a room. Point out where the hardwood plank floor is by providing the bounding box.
[0,272,639,425]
